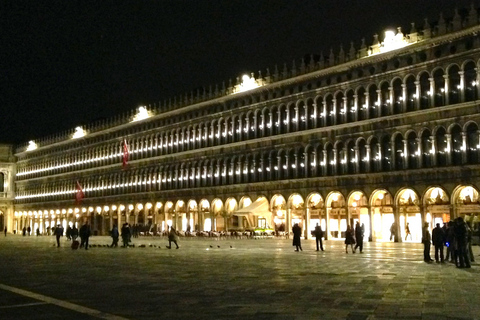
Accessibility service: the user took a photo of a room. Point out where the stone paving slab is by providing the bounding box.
[0,235,479,320]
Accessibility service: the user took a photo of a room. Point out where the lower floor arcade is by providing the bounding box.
[10,184,480,242]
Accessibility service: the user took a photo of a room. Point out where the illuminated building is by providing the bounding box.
[2,6,480,241]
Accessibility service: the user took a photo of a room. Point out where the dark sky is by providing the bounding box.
[0,0,473,144]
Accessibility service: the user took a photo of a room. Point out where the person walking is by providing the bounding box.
[79,221,91,250]
[111,224,119,248]
[422,222,434,262]
[166,226,179,249]
[66,225,72,240]
[27,226,31,236]
[389,222,396,241]
[71,225,78,240]
[54,224,64,247]
[292,223,302,252]
[22,226,26,236]
[432,223,445,263]
[313,223,324,251]
[121,223,131,247]
[354,222,364,253]
[4,227,6,237]
[405,222,412,241]
[345,225,356,253]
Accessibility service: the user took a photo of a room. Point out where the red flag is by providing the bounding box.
[75,181,84,204]
[122,139,129,168]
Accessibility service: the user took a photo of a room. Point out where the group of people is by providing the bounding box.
[53,222,91,250]
[292,221,365,254]
[422,217,475,268]
[109,223,179,249]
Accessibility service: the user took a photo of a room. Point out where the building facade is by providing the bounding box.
[5,6,480,241]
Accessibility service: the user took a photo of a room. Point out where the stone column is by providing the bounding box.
[332,98,337,125]
[285,208,291,237]
[414,80,420,110]
[445,134,452,165]
[430,135,437,166]
[304,207,310,240]
[354,146,360,173]
[403,139,409,170]
[388,86,394,115]
[459,70,465,103]
[364,91,370,119]
[401,84,407,113]
[365,145,371,172]
[394,205,402,243]
[443,74,450,105]
[368,205,373,242]
[376,89,382,117]
[429,77,435,107]
[353,94,359,122]
[461,132,467,164]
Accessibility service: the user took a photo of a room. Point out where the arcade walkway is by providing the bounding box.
[0,235,479,320]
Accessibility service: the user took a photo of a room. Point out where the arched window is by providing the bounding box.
[466,123,479,164]
[394,134,404,170]
[448,65,461,105]
[357,87,367,121]
[392,78,403,114]
[358,139,367,173]
[421,130,433,168]
[368,85,379,119]
[433,69,445,107]
[346,90,355,123]
[407,132,419,169]
[381,135,392,171]
[406,75,416,112]
[346,141,356,174]
[464,61,477,102]
[326,95,335,126]
[370,137,380,172]
[436,127,448,166]
[451,125,463,165]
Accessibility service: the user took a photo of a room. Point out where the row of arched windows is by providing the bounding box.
[15,59,480,180]
[15,121,480,202]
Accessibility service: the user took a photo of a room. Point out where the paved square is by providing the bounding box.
[0,235,479,320]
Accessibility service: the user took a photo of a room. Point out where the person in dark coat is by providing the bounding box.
[422,222,433,262]
[79,222,91,250]
[466,223,475,262]
[4,227,6,237]
[166,226,179,249]
[111,224,119,248]
[292,223,302,251]
[454,217,471,268]
[66,226,72,240]
[71,226,78,240]
[354,222,364,253]
[22,226,26,236]
[121,223,131,247]
[54,224,64,247]
[389,222,396,241]
[445,221,455,262]
[313,223,324,251]
[27,226,31,236]
[432,223,445,263]
[345,225,356,253]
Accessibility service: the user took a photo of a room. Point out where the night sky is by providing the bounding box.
[0,0,474,144]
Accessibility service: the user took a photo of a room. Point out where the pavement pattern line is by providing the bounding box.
[0,283,129,320]
[0,302,48,309]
